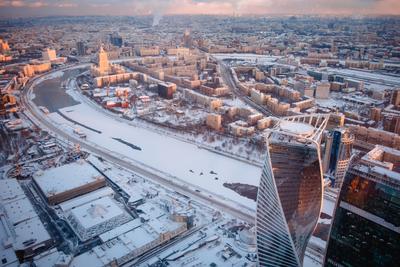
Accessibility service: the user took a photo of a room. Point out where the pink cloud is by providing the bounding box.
[0,0,399,17]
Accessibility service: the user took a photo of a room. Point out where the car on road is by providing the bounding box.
[73,128,87,139]
[38,106,50,114]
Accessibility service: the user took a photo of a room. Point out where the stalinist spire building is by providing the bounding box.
[97,45,109,73]
[91,45,115,77]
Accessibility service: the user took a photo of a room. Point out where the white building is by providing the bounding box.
[33,161,106,205]
[0,179,52,261]
[70,216,186,267]
[65,195,132,241]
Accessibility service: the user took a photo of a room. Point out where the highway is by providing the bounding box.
[20,66,256,224]
[217,59,274,116]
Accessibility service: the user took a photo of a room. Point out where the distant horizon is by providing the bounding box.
[2,13,400,20]
[0,0,399,18]
[0,13,400,19]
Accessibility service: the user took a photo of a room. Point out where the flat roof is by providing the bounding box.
[0,179,25,203]
[69,196,126,230]
[71,225,158,267]
[136,202,165,219]
[59,187,114,212]
[13,216,51,251]
[279,121,315,137]
[3,197,37,226]
[147,217,185,236]
[99,218,142,243]
[71,217,184,267]
[33,161,104,198]
[70,250,103,267]
[33,249,72,267]
[0,218,19,267]
[121,225,158,248]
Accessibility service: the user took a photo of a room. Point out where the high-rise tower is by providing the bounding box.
[256,114,329,267]
[77,41,86,56]
[183,29,192,48]
[97,45,109,74]
[323,128,354,189]
[324,145,400,267]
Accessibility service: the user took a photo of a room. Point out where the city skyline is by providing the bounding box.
[1,12,399,267]
[0,0,400,18]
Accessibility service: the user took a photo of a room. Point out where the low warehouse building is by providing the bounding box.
[33,161,106,205]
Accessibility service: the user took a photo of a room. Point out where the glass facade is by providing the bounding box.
[256,136,323,267]
[327,130,353,188]
[328,131,341,173]
[324,171,400,267]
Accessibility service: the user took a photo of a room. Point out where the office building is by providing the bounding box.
[110,33,123,47]
[324,145,400,267]
[391,89,400,107]
[76,41,86,56]
[256,114,329,267]
[314,82,330,99]
[323,128,354,188]
[206,113,222,130]
[183,29,192,48]
[157,82,176,99]
[42,48,56,61]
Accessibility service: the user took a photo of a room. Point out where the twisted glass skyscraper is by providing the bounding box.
[256,114,329,267]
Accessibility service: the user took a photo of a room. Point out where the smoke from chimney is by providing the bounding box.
[152,10,163,27]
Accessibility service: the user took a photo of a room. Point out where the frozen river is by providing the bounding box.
[32,69,262,210]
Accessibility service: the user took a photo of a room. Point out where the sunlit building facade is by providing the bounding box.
[323,128,354,188]
[324,145,400,267]
[256,114,329,267]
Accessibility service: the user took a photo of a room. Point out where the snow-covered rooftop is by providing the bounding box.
[33,161,105,198]
[59,187,114,212]
[13,216,52,251]
[33,249,72,267]
[69,196,128,230]
[0,216,19,267]
[0,179,52,262]
[99,218,142,243]
[136,202,165,220]
[71,216,185,267]
[3,197,37,226]
[279,121,315,137]
[0,179,25,203]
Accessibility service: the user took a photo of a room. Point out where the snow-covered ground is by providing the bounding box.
[29,68,267,212]
[46,103,262,210]
[327,67,400,89]
[213,53,280,65]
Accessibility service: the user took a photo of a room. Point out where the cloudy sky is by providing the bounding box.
[0,0,399,17]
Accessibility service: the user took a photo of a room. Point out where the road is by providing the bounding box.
[217,59,273,116]
[20,66,256,224]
